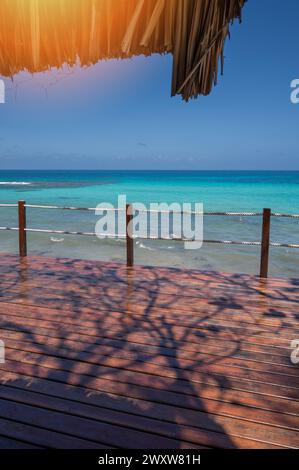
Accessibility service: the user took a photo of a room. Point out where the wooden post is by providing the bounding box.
[18,200,27,257]
[126,204,134,267]
[260,208,271,278]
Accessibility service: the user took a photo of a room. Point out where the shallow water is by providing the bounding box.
[0,170,298,277]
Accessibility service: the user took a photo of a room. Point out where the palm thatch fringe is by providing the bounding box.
[0,0,246,100]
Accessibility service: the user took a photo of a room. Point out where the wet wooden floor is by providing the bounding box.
[0,254,298,449]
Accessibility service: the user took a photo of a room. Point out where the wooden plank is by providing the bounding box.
[0,292,296,339]
[2,360,298,421]
[0,311,293,361]
[1,269,298,305]
[1,369,299,438]
[0,256,294,293]
[1,308,298,386]
[0,290,296,340]
[4,346,299,414]
[0,257,298,295]
[1,255,298,295]
[0,382,295,449]
[0,254,297,289]
[0,398,199,449]
[0,282,298,328]
[0,308,294,352]
[0,254,298,448]
[0,417,108,449]
[3,335,298,382]
[0,435,41,449]
[1,284,298,329]
[1,264,298,312]
[2,348,299,401]
[0,325,292,368]
[0,316,292,356]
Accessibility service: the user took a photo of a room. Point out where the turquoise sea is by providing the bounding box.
[0,170,298,277]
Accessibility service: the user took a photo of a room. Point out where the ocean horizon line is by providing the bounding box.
[1,169,299,173]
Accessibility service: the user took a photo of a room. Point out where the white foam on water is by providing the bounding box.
[139,242,155,251]
[0,181,31,185]
[50,237,65,243]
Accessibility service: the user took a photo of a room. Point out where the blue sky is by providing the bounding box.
[0,0,298,170]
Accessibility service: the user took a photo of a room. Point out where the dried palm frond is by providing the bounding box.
[0,0,246,100]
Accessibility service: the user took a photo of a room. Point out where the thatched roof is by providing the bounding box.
[0,0,246,100]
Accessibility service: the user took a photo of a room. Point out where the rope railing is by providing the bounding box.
[0,201,298,278]
[2,203,299,218]
[271,213,299,219]
[1,227,298,248]
[13,204,265,216]
[133,209,264,216]
[7,203,299,218]
[24,204,123,212]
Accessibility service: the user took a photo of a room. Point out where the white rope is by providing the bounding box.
[135,209,263,216]
[2,203,299,218]
[271,213,299,219]
[0,226,124,238]
[25,204,124,212]
[25,228,97,237]
[203,239,261,246]
[25,228,125,238]
[0,226,298,248]
[202,212,263,217]
[135,236,261,245]
[270,242,299,249]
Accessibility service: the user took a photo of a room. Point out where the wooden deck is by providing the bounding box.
[0,253,298,449]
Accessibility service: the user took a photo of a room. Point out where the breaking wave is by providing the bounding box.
[0,181,31,185]
[50,237,65,243]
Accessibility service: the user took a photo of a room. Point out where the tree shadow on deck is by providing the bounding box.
[0,256,298,448]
